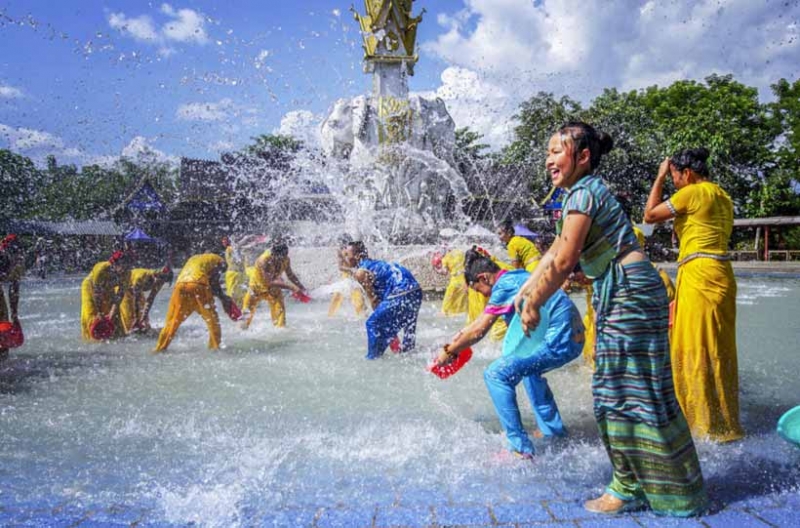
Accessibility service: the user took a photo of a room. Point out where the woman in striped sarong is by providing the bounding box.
[515,121,707,516]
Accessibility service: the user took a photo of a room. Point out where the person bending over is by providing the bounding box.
[342,241,422,360]
[241,240,307,330]
[435,247,584,458]
[154,253,234,352]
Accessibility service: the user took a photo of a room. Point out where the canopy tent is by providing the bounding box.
[124,228,158,243]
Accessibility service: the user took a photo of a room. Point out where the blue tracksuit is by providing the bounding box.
[482,270,584,455]
[359,258,422,360]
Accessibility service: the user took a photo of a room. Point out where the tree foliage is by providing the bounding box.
[501,74,800,220]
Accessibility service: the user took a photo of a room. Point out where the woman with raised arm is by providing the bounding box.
[644,148,743,442]
[517,122,706,516]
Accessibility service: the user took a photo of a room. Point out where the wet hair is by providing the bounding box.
[497,219,515,235]
[670,147,710,177]
[558,121,614,171]
[271,241,289,257]
[464,246,500,286]
[347,240,368,261]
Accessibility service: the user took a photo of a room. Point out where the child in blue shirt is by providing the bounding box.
[342,241,422,359]
[436,247,584,457]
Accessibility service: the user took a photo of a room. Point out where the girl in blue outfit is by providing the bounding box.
[342,241,422,359]
[436,247,584,457]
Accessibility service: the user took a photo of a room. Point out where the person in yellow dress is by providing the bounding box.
[80,251,133,341]
[496,219,541,272]
[644,148,743,442]
[433,247,469,316]
[241,240,307,330]
[328,234,366,318]
[119,267,174,333]
[222,236,248,307]
[154,253,234,352]
[0,235,25,359]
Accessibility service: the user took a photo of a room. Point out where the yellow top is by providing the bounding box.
[441,248,465,278]
[506,236,541,270]
[251,250,289,291]
[668,181,733,260]
[225,246,245,274]
[177,254,224,286]
[130,268,159,292]
[87,261,129,294]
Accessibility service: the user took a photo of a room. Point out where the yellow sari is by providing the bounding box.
[440,249,468,316]
[668,181,743,442]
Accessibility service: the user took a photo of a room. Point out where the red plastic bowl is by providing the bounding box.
[428,347,473,379]
[292,291,312,303]
[90,316,115,341]
[0,320,24,349]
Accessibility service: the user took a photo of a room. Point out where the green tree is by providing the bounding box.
[0,149,44,223]
[640,74,778,213]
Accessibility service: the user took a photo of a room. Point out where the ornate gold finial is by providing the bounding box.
[350,1,425,75]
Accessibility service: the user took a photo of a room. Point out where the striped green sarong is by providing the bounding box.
[592,260,707,516]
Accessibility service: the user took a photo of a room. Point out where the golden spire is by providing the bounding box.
[351,0,425,74]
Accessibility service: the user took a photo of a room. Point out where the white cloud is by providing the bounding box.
[120,135,179,165]
[159,4,208,44]
[415,66,515,149]
[0,123,64,151]
[108,4,208,54]
[108,12,160,42]
[0,123,177,168]
[422,0,800,144]
[275,110,321,149]
[0,83,24,99]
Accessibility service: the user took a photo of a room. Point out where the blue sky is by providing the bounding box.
[1,1,798,166]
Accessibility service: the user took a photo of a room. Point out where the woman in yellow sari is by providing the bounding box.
[644,148,743,442]
[435,248,469,316]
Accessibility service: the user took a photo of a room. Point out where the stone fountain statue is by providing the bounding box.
[320,0,470,242]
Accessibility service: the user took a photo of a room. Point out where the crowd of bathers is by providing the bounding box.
[0,121,744,517]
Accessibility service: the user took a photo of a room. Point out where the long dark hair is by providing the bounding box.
[558,121,614,172]
[464,246,500,286]
[670,147,710,177]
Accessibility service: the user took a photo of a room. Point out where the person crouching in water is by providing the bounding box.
[119,267,174,334]
[342,241,422,359]
[435,247,584,458]
[241,240,307,330]
[0,234,25,359]
[154,253,234,352]
[81,250,133,341]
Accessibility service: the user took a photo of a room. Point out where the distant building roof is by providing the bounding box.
[122,179,165,213]
[3,219,123,236]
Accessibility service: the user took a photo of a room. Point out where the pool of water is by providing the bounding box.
[1,276,799,526]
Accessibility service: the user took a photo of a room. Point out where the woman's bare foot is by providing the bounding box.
[584,493,641,514]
